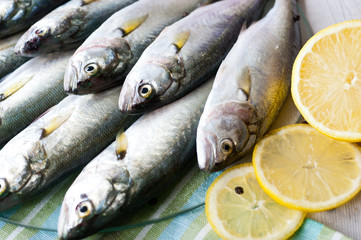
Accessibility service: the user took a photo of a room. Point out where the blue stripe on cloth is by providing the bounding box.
[158,172,221,240]
[0,206,22,230]
[28,206,60,240]
[291,218,324,240]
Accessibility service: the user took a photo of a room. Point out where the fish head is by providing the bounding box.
[14,23,53,56]
[197,102,259,172]
[119,60,181,114]
[0,134,48,210]
[64,42,130,94]
[58,162,131,239]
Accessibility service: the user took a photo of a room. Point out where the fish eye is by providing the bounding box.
[138,84,154,98]
[76,200,94,218]
[0,178,9,197]
[84,63,99,76]
[35,27,49,37]
[220,139,234,156]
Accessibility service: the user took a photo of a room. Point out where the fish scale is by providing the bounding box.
[57,78,214,239]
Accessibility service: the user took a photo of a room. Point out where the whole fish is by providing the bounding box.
[64,0,218,94]
[197,0,301,172]
[0,52,72,145]
[0,32,30,79]
[0,87,137,211]
[0,0,68,38]
[118,0,267,114]
[57,78,214,239]
[15,0,137,57]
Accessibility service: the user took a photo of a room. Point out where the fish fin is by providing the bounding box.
[0,74,34,101]
[120,14,149,36]
[40,112,72,139]
[81,0,98,6]
[172,32,190,53]
[238,67,252,100]
[115,130,127,160]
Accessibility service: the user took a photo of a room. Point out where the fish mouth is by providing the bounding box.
[196,131,219,172]
[118,83,146,115]
[64,62,80,94]
[14,33,42,57]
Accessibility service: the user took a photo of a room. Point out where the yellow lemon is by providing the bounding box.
[205,163,305,240]
[253,124,361,212]
[292,20,361,141]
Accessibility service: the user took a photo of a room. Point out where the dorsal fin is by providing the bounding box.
[115,130,127,160]
[40,112,72,139]
[0,74,34,101]
[172,31,190,53]
[119,14,149,37]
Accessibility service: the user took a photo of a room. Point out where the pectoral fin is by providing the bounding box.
[81,0,98,6]
[120,14,149,36]
[115,130,127,160]
[238,67,251,100]
[172,32,190,53]
[40,112,72,139]
[0,74,34,101]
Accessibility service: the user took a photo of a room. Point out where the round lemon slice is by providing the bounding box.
[292,20,361,141]
[205,163,305,240]
[253,124,361,212]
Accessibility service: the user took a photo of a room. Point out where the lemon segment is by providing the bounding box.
[292,20,361,141]
[253,124,361,212]
[205,163,305,240]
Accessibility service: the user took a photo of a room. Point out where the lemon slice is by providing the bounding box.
[292,20,361,141]
[205,163,305,240]
[253,124,361,212]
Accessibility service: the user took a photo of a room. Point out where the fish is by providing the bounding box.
[118,0,267,114]
[0,51,72,146]
[0,32,30,79]
[0,86,138,211]
[63,0,218,94]
[15,0,137,57]
[0,0,68,38]
[57,78,214,239]
[196,0,301,172]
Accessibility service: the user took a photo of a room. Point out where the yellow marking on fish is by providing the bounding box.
[0,74,34,101]
[172,32,190,52]
[115,130,127,160]
[239,67,251,99]
[40,112,72,139]
[81,0,98,5]
[120,14,149,36]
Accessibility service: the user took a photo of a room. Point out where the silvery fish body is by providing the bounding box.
[15,0,137,56]
[197,0,301,172]
[0,32,30,78]
[0,52,72,145]
[0,86,137,211]
[58,79,214,239]
[64,0,217,94]
[118,0,267,114]
[0,0,68,38]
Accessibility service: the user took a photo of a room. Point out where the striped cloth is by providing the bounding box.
[0,163,351,240]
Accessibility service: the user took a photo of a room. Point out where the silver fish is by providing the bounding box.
[0,0,68,38]
[64,0,218,94]
[57,78,214,239]
[118,0,267,114]
[0,52,72,145]
[15,0,137,57]
[0,86,137,211]
[197,0,301,172]
[0,32,30,79]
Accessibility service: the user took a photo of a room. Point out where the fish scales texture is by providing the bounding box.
[0,0,68,38]
[197,0,301,172]
[58,79,214,239]
[64,0,218,94]
[15,0,137,56]
[0,32,30,78]
[0,52,71,145]
[0,86,138,211]
[118,0,267,114]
